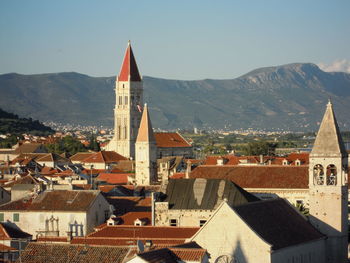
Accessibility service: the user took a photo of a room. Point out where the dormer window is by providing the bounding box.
[282,159,289,166]
[295,159,301,166]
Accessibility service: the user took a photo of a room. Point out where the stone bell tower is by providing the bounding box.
[135,104,157,185]
[309,100,348,263]
[106,41,143,159]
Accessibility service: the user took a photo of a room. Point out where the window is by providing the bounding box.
[119,96,123,105]
[199,220,207,227]
[313,164,324,185]
[326,164,337,185]
[104,210,109,221]
[124,96,128,105]
[0,213,4,222]
[13,213,19,222]
[170,219,177,226]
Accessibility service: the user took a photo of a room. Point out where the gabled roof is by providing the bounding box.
[137,246,207,263]
[87,225,199,240]
[13,143,47,155]
[82,151,127,164]
[0,190,101,212]
[190,165,309,189]
[0,243,17,252]
[70,152,94,162]
[118,41,142,82]
[164,178,259,210]
[19,243,130,263]
[136,104,156,142]
[311,101,347,157]
[36,153,70,163]
[233,198,324,250]
[0,222,32,240]
[154,133,191,148]
[118,211,152,225]
[96,172,130,185]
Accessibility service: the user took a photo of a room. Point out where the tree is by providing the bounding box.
[243,141,276,156]
[88,134,100,151]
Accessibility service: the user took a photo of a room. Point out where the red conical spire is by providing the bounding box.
[118,41,142,81]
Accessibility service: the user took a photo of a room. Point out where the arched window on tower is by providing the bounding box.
[313,164,324,185]
[124,126,127,139]
[326,164,337,185]
[118,126,121,140]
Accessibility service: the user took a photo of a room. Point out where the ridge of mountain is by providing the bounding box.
[1,63,350,131]
[0,107,54,135]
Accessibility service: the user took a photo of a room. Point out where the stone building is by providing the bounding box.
[190,199,326,263]
[154,132,193,159]
[308,101,348,263]
[154,178,259,227]
[0,190,111,238]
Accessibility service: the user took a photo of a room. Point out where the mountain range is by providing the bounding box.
[1,63,350,131]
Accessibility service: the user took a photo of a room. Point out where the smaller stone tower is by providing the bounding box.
[309,100,348,263]
[135,104,157,185]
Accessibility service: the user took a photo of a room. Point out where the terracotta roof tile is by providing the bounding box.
[105,196,151,214]
[83,151,127,164]
[137,247,207,262]
[14,143,46,154]
[19,243,130,262]
[154,133,191,148]
[0,243,17,251]
[0,190,100,211]
[190,165,308,189]
[96,173,130,185]
[70,152,94,162]
[87,225,199,240]
[118,211,152,225]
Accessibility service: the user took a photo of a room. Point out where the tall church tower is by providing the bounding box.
[106,41,143,159]
[309,101,348,263]
[135,104,157,185]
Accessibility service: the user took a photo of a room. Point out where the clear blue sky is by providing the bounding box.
[1,0,349,80]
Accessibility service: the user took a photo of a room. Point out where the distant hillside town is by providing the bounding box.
[0,42,349,263]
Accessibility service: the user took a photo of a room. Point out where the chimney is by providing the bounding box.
[185,160,192,179]
[259,155,264,164]
[217,156,224,166]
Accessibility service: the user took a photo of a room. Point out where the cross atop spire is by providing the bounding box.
[118,41,142,82]
[136,104,156,142]
[311,101,347,157]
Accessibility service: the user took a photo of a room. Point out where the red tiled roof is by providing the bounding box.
[154,133,191,148]
[118,211,152,226]
[170,172,186,179]
[0,190,100,211]
[106,196,151,214]
[87,225,199,239]
[96,173,130,184]
[137,247,207,262]
[37,236,69,243]
[19,243,130,262]
[70,152,94,162]
[190,165,308,189]
[0,243,16,251]
[83,151,127,164]
[71,237,185,247]
[118,42,142,82]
